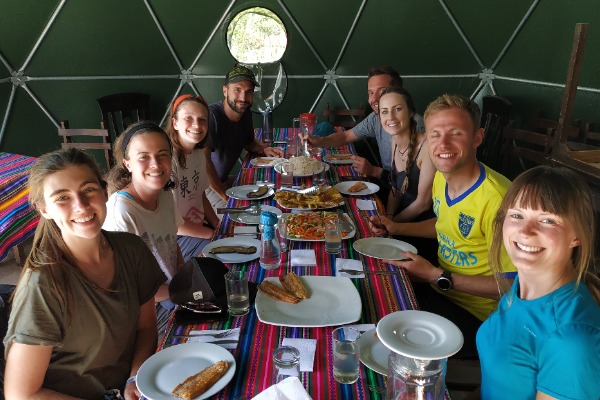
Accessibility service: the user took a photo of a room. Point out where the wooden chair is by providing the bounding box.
[477,96,511,171]
[582,122,600,147]
[322,102,366,128]
[97,92,150,142]
[58,120,113,170]
[532,111,581,141]
[500,122,555,179]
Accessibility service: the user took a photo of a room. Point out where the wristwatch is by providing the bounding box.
[436,270,453,291]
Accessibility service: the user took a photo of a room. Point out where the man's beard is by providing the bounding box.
[227,98,251,114]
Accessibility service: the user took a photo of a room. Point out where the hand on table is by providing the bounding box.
[384,253,439,283]
[265,146,284,158]
[368,214,395,236]
[351,155,376,176]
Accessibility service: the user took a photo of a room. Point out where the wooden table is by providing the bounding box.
[0,152,39,264]
[158,128,446,399]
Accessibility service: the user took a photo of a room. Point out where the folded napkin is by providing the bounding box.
[281,338,317,372]
[234,226,257,235]
[251,377,312,400]
[290,250,316,266]
[187,328,240,350]
[356,199,375,211]
[336,258,365,278]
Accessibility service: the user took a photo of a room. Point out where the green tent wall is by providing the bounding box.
[1,0,599,157]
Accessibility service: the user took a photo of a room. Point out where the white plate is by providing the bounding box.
[376,310,464,360]
[203,237,261,263]
[323,153,354,165]
[283,212,356,241]
[334,181,380,196]
[250,157,286,167]
[137,342,236,400]
[226,185,275,201]
[274,161,330,177]
[359,328,391,376]
[353,237,417,260]
[229,205,282,225]
[256,276,361,327]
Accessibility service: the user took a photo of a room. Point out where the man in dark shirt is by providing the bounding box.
[205,65,283,211]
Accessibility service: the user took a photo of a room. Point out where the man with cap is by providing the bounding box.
[204,65,284,212]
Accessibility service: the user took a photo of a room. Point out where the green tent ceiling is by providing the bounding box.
[1,0,599,156]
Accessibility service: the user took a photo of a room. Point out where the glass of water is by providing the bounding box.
[224,270,249,316]
[280,161,294,188]
[272,346,300,385]
[325,219,342,254]
[332,327,361,384]
[277,215,288,252]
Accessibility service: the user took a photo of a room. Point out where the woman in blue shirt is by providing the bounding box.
[477,165,600,399]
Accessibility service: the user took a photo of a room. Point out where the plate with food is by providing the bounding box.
[359,328,391,376]
[285,211,355,241]
[255,275,361,327]
[202,237,261,263]
[228,205,282,225]
[323,153,354,165]
[250,157,286,167]
[225,185,274,200]
[273,186,344,210]
[353,237,417,261]
[136,342,236,400]
[274,156,330,177]
[334,180,380,196]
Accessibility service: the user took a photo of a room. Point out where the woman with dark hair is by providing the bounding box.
[103,121,183,336]
[378,87,435,222]
[4,148,165,399]
[166,94,219,260]
[477,166,600,399]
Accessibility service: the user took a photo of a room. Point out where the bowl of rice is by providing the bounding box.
[275,156,329,177]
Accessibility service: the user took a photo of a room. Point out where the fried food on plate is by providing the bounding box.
[328,154,352,161]
[348,181,368,193]
[254,157,273,165]
[274,187,343,209]
[258,280,301,304]
[172,360,230,400]
[279,272,309,299]
[246,185,269,198]
[209,246,257,254]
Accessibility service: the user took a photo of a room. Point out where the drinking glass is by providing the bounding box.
[277,215,288,252]
[325,219,342,254]
[272,346,300,385]
[387,353,447,400]
[280,162,294,187]
[310,147,325,186]
[224,270,249,316]
[332,327,360,384]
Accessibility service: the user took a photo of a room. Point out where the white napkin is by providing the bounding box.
[251,377,312,400]
[186,328,240,350]
[356,199,375,211]
[281,338,317,372]
[234,226,257,235]
[336,258,364,278]
[346,323,376,332]
[290,250,317,266]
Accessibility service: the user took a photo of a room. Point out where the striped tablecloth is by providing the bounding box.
[0,152,39,261]
[160,128,442,399]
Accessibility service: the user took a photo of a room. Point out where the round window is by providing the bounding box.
[226,7,287,64]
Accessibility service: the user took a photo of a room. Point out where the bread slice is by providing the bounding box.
[348,181,368,193]
[258,281,301,304]
[172,360,230,400]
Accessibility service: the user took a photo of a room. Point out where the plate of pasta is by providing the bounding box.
[284,211,355,241]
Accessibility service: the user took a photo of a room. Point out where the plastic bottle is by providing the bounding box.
[259,211,281,270]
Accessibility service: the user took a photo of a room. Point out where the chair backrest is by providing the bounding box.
[477,95,511,171]
[322,102,367,128]
[583,122,600,146]
[58,120,113,170]
[97,92,150,142]
[532,111,581,141]
[500,122,555,178]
